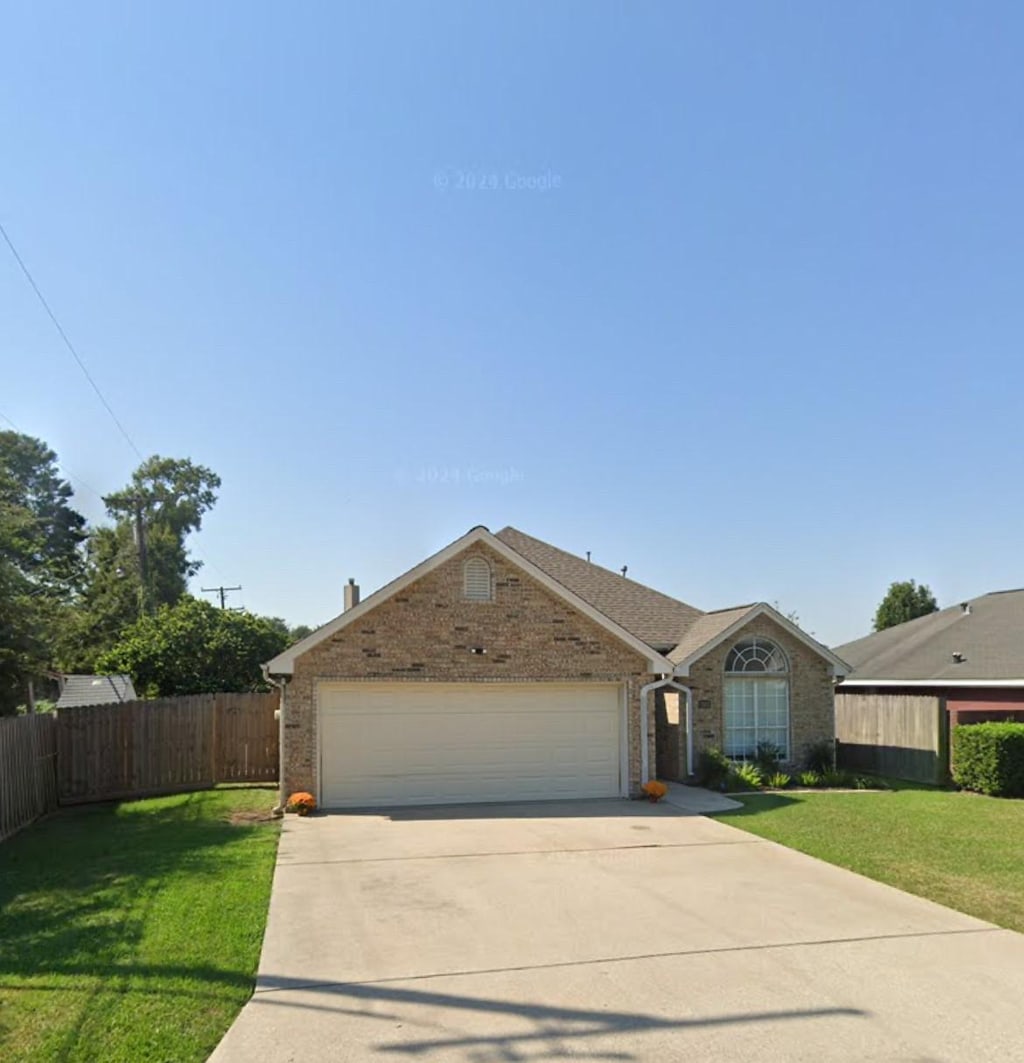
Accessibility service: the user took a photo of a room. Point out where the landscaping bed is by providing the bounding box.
[716,782,1024,933]
[0,786,280,1062]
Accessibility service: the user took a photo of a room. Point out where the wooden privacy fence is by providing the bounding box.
[835,692,948,784]
[56,691,280,804]
[0,714,59,842]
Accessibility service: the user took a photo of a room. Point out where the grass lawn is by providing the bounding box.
[717,783,1024,933]
[0,787,280,1062]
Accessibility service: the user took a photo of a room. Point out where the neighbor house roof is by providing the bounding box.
[56,674,137,708]
[494,527,702,651]
[835,590,1024,684]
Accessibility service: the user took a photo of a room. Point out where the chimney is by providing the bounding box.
[344,578,360,611]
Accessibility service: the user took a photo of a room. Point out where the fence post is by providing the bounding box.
[211,695,220,787]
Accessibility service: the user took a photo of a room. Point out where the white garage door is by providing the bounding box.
[318,681,622,808]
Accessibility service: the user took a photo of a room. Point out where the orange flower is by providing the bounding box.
[286,791,316,815]
[641,780,668,802]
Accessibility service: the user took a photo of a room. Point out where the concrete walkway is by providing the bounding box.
[211,798,1024,1062]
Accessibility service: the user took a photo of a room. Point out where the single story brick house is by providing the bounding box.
[265,526,847,809]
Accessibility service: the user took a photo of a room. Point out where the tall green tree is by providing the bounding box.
[60,456,221,670]
[97,596,289,697]
[0,432,87,712]
[873,580,939,632]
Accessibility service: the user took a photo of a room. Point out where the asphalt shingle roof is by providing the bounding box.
[56,675,137,708]
[834,590,1024,681]
[495,526,703,650]
[667,605,757,664]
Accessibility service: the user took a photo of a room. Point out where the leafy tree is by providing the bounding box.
[265,618,315,645]
[0,432,86,712]
[96,596,289,697]
[60,456,221,671]
[0,432,86,591]
[873,580,939,632]
[102,455,221,612]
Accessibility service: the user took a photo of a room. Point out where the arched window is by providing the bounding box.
[724,637,789,759]
[462,556,492,601]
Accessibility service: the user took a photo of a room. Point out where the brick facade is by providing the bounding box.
[654,614,835,778]
[283,543,654,798]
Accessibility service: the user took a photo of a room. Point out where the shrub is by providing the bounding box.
[286,791,316,815]
[696,747,733,789]
[754,741,784,775]
[641,780,668,802]
[821,768,856,788]
[952,723,1024,797]
[804,739,836,774]
[798,770,822,788]
[766,772,792,789]
[730,762,764,790]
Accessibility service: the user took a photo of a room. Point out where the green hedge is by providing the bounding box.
[952,722,1024,797]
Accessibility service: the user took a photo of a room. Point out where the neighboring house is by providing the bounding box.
[266,525,845,809]
[833,591,1024,782]
[55,674,137,709]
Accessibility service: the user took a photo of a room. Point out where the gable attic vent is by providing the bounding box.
[463,557,492,601]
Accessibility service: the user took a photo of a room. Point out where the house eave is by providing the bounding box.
[838,678,1024,689]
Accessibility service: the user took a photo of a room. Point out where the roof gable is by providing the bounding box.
[266,526,675,675]
[671,603,849,677]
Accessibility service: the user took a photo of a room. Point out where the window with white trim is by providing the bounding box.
[462,557,492,601]
[723,637,789,759]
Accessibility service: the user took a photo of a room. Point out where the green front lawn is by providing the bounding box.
[0,787,280,1062]
[717,784,1024,933]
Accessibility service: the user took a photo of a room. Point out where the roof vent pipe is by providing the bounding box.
[621,565,628,577]
[952,652,965,664]
[961,602,972,615]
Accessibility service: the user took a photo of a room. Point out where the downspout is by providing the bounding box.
[640,676,696,786]
[262,665,289,816]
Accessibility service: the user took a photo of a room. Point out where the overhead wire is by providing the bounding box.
[0,218,144,461]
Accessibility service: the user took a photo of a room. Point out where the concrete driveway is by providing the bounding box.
[211,797,1024,1062]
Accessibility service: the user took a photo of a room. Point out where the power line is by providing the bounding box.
[0,406,108,504]
[0,219,144,462]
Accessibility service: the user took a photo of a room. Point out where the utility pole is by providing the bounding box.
[202,585,242,609]
[132,497,149,619]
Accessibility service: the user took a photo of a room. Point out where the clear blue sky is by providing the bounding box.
[3,2,1023,647]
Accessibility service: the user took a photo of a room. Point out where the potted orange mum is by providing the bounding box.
[286,792,316,815]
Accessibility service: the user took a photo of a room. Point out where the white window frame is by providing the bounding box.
[462,556,493,601]
[723,637,790,759]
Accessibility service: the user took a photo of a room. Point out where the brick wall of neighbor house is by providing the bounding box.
[283,543,654,798]
[657,615,834,778]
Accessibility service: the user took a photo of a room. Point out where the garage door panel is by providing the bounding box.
[319,682,621,808]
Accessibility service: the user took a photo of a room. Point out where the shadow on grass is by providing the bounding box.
[0,789,275,986]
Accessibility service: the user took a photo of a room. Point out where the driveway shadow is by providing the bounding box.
[253,976,865,1061]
